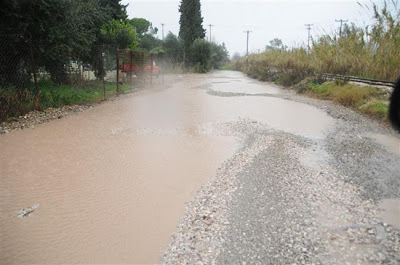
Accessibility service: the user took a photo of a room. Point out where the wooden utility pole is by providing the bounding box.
[335,19,348,37]
[243,30,252,71]
[305,24,313,54]
[116,50,119,94]
[208,24,214,42]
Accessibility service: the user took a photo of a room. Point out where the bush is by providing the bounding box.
[1,79,131,122]
[360,101,389,120]
[190,39,211,73]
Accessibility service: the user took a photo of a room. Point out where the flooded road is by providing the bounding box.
[0,71,344,264]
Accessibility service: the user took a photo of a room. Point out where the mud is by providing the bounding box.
[1,71,336,264]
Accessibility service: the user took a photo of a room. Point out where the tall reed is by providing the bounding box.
[233,1,400,84]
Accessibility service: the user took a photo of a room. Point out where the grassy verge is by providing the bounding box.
[297,79,390,121]
[0,79,131,122]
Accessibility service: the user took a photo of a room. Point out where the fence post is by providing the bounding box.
[150,54,154,87]
[129,49,133,90]
[102,49,106,100]
[141,52,145,86]
[116,50,119,94]
[28,37,40,108]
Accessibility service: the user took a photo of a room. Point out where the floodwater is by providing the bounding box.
[378,199,400,229]
[0,71,334,264]
[365,133,400,156]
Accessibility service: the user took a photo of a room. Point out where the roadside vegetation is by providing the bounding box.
[227,0,399,122]
[0,0,229,122]
[1,80,130,121]
[294,78,390,120]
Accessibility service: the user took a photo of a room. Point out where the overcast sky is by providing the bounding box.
[122,0,379,56]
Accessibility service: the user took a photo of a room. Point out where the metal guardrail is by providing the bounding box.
[318,73,395,88]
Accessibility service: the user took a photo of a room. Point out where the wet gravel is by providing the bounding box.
[3,72,398,264]
[162,72,400,265]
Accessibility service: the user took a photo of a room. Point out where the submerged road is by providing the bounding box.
[1,71,399,264]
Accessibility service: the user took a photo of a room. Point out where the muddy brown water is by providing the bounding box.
[1,71,335,264]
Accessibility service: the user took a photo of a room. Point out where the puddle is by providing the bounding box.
[204,94,334,139]
[378,199,400,229]
[0,91,236,264]
[365,133,400,156]
[209,81,282,95]
[0,71,334,264]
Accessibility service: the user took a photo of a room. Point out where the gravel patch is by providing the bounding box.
[161,72,400,264]
[161,121,275,265]
[218,131,399,265]
[0,105,92,134]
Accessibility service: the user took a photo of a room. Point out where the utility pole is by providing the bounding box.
[305,24,313,54]
[208,24,214,42]
[243,30,252,70]
[161,23,165,41]
[335,19,348,37]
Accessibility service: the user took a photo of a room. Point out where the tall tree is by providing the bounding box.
[178,0,205,62]
[163,32,184,64]
[99,0,128,20]
[0,0,112,84]
[129,18,151,36]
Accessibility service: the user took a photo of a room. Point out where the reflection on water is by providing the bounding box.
[0,71,334,264]
[378,199,400,229]
[365,133,400,156]
[209,80,282,95]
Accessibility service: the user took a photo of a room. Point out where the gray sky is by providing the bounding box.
[123,0,377,56]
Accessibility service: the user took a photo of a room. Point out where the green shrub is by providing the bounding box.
[1,79,130,122]
[190,39,211,73]
[360,101,389,120]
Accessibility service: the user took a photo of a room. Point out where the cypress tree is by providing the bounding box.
[178,0,206,62]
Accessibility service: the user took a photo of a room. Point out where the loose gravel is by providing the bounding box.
[161,72,400,265]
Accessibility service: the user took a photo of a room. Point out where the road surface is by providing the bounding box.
[1,71,399,264]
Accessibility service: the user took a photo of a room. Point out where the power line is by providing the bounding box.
[335,19,348,37]
[208,24,214,42]
[305,24,313,53]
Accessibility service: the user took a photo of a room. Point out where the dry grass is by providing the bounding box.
[229,1,400,82]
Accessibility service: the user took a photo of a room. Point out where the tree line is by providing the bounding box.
[0,0,229,90]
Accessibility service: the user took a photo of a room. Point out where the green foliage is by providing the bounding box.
[129,18,163,53]
[129,18,151,36]
[99,0,128,20]
[265,38,287,51]
[210,42,230,69]
[179,0,206,60]
[163,32,184,64]
[0,0,129,84]
[150,47,165,55]
[0,79,131,121]
[190,39,211,73]
[302,81,388,121]
[138,33,162,52]
[360,101,389,120]
[308,83,331,94]
[101,19,138,49]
